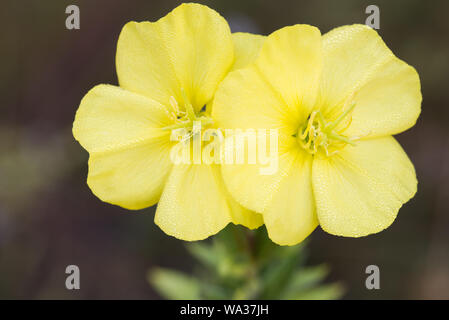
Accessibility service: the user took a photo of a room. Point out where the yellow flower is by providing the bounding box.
[212,24,421,245]
[72,3,264,240]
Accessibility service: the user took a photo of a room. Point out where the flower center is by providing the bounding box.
[162,89,213,133]
[296,102,357,156]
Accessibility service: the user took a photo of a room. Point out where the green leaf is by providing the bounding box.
[281,264,330,298]
[148,267,200,300]
[259,247,300,299]
[186,242,217,270]
[147,225,344,301]
[286,283,344,300]
[199,281,230,300]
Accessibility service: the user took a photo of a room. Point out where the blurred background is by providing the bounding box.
[1,0,448,299]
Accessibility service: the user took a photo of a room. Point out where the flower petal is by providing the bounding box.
[220,136,292,213]
[344,58,421,138]
[255,24,323,124]
[312,136,417,237]
[87,138,173,210]
[206,32,265,114]
[263,151,317,246]
[221,139,317,245]
[319,24,421,137]
[155,163,253,241]
[231,32,265,71]
[73,84,171,153]
[212,66,297,135]
[73,84,173,210]
[116,3,233,111]
[228,192,264,230]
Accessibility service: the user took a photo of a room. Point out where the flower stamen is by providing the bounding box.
[162,89,213,131]
[297,103,358,156]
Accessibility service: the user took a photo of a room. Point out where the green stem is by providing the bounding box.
[231,227,260,299]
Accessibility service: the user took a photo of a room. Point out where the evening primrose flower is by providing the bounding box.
[212,24,421,245]
[72,3,265,240]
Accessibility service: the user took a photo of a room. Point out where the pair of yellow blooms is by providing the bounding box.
[73,3,421,245]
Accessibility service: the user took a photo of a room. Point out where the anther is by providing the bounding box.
[297,103,358,156]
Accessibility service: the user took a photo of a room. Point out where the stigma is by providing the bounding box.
[296,102,358,156]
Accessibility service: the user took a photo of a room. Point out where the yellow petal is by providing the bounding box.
[212,66,297,135]
[116,22,179,107]
[255,24,323,124]
[87,138,173,210]
[155,164,234,241]
[227,191,264,230]
[319,24,421,137]
[72,84,173,210]
[231,32,265,71]
[221,138,317,245]
[344,58,421,138]
[312,136,417,237]
[263,151,317,246]
[220,135,292,213]
[205,32,265,114]
[73,84,171,153]
[117,3,233,111]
